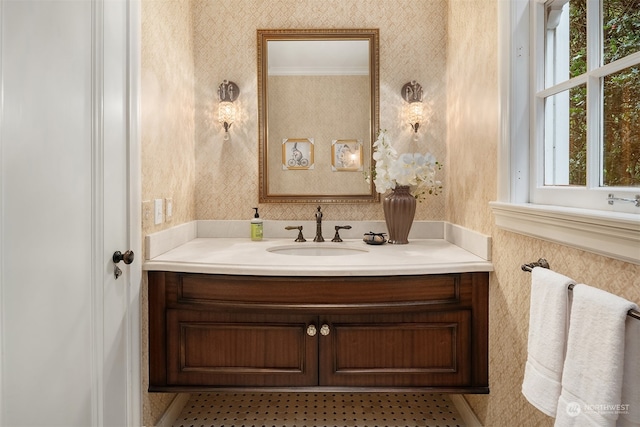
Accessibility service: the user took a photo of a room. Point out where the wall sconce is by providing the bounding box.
[401,80,424,139]
[218,80,239,140]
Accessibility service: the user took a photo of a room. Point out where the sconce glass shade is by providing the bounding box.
[408,102,424,127]
[218,101,235,141]
[408,102,424,136]
[218,101,236,125]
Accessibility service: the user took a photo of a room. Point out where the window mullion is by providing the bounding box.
[536,74,587,98]
[585,73,601,189]
[591,51,640,78]
[586,0,601,189]
[585,0,601,73]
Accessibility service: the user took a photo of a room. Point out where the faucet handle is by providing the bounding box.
[285,225,306,242]
[331,225,352,242]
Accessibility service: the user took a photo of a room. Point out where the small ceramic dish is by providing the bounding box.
[363,232,387,245]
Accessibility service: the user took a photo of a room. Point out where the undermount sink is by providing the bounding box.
[267,244,369,256]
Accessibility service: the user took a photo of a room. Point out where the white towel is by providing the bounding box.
[555,284,638,427]
[522,267,575,417]
[618,316,640,427]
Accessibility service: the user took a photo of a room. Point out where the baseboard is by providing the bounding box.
[155,393,190,427]
[450,394,483,427]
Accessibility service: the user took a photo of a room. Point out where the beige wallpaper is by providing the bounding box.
[141,0,195,424]
[446,1,640,426]
[193,0,448,222]
[141,0,196,236]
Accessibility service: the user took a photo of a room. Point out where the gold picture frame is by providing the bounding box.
[331,139,363,171]
[282,138,314,170]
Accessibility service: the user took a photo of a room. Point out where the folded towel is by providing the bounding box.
[618,317,640,427]
[555,284,638,427]
[522,267,575,417]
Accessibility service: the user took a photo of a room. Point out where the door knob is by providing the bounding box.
[306,324,317,337]
[320,324,330,336]
[113,250,134,265]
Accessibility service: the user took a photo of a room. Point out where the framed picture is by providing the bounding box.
[331,139,363,171]
[282,138,314,170]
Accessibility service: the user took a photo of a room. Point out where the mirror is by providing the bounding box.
[258,29,379,203]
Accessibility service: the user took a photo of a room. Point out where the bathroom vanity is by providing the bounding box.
[145,221,492,393]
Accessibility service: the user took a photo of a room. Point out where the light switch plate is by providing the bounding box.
[142,200,152,227]
[165,197,173,219]
[154,199,163,225]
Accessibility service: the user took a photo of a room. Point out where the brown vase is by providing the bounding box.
[383,185,417,244]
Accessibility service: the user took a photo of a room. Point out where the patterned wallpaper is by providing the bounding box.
[192,0,448,222]
[141,0,195,424]
[141,0,196,237]
[141,1,640,426]
[445,1,640,426]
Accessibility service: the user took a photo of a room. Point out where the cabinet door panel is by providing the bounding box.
[320,311,471,387]
[166,310,318,387]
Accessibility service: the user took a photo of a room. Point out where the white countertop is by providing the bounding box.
[143,221,493,276]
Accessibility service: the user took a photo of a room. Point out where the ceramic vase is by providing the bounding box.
[383,185,416,244]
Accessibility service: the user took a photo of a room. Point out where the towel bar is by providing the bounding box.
[522,258,640,321]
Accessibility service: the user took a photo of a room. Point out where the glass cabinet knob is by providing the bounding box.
[306,325,317,337]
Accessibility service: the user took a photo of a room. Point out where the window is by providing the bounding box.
[533,0,640,210]
[491,0,640,264]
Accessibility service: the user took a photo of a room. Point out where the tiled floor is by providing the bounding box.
[173,392,466,427]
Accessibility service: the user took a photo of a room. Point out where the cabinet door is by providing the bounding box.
[166,310,318,387]
[319,310,471,387]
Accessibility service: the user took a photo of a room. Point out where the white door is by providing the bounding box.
[102,0,142,425]
[0,1,141,425]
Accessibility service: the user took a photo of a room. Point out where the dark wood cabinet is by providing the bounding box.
[148,271,489,393]
[320,310,471,387]
[165,310,318,387]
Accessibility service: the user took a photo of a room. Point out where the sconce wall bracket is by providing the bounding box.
[219,80,239,102]
[401,80,423,103]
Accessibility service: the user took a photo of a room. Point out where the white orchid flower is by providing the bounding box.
[369,130,443,199]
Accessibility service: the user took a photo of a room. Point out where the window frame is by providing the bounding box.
[533,0,640,210]
[491,0,640,265]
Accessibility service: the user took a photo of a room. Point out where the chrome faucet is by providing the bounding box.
[313,206,324,242]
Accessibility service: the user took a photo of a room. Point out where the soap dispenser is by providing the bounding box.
[251,207,263,241]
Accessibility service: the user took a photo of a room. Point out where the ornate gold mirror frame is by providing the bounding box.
[258,29,380,203]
